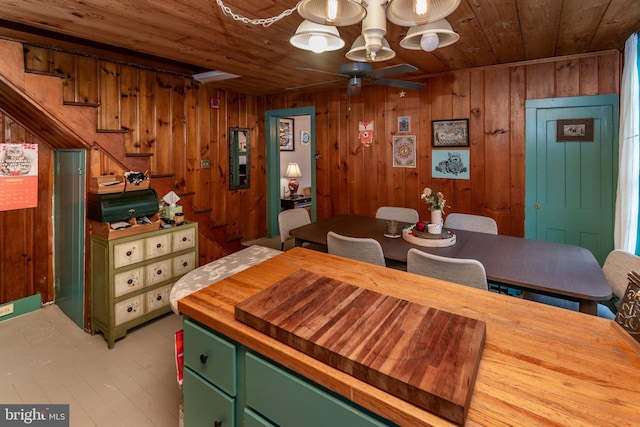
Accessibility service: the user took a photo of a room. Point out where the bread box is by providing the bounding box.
[88,189,159,223]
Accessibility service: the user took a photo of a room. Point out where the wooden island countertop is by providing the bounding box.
[178,248,640,427]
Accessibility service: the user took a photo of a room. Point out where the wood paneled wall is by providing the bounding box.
[0,111,53,304]
[0,43,621,306]
[266,52,620,237]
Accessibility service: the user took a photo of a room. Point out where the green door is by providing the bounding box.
[54,149,86,328]
[525,96,618,265]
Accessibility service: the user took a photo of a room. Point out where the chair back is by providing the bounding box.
[375,206,419,223]
[327,231,386,267]
[407,248,488,290]
[278,209,311,250]
[444,213,498,235]
[602,249,640,299]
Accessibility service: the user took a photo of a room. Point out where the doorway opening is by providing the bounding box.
[266,107,316,238]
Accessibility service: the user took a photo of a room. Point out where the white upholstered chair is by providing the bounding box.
[327,231,386,267]
[375,206,419,224]
[406,248,488,291]
[278,208,311,251]
[444,213,498,235]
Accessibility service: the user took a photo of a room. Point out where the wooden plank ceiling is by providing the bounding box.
[0,0,638,96]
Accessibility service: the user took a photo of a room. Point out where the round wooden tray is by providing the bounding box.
[402,225,456,247]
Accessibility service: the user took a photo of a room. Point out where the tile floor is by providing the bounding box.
[0,304,183,426]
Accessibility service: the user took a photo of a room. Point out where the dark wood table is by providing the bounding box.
[290,215,612,315]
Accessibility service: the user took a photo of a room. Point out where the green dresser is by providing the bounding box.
[90,222,198,348]
[183,318,395,427]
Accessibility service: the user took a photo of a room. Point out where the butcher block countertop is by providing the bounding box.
[179,248,640,427]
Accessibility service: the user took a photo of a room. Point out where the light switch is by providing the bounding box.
[201,159,211,169]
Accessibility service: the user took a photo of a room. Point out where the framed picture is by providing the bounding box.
[392,135,416,168]
[556,118,594,142]
[432,150,470,179]
[432,119,469,147]
[279,117,294,151]
[300,130,310,145]
[398,116,410,133]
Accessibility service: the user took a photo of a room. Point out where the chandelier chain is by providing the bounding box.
[214,0,301,27]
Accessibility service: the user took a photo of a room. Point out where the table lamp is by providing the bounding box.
[284,162,302,198]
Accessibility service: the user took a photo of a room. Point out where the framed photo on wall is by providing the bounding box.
[432,119,469,147]
[279,117,294,151]
[392,135,416,168]
[556,118,594,142]
[398,116,410,133]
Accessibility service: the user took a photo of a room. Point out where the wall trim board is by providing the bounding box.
[0,294,41,323]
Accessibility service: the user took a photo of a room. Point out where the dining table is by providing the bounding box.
[289,215,612,315]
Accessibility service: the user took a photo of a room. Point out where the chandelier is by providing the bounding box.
[216,0,461,62]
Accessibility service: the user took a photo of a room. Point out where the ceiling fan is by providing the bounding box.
[288,62,425,95]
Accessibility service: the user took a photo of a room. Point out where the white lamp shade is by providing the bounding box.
[297,0,366,26]
[290,20,345,53]
[284,162,303,178]
[387,0,461,26]
[399,19,460,51]
[346,35,396,62]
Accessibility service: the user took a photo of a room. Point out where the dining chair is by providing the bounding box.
[327,231,386,267]
[406,248,488,290]
[278,208,311,251]
[527,249,640,318]
[375,206,419,223]
[444,213,498,235]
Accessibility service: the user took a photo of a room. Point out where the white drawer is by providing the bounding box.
[173,251,196,277]
[145,234,171,260]
[145,284,172,312]
[146,259,172,286]
[113,240,143,269]
[113,267,144,297]
[173,227,196,252]
[114,295,143,325]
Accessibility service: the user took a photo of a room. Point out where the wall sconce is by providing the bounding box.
[284,162,303,198]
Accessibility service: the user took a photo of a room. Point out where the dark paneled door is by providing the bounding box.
[53,149,85,328]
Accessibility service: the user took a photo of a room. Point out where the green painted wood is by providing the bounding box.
[183,368,235,427]
[525,95,618,265]
[266,107,316,238]
[54,149,86,328]
[0,294,41,322]
[245,352,395,427]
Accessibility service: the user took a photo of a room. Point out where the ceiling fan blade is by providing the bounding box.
[297,67,349,78]
[286,79,344,91]
[369,64,419,78]
[373,78,425,90]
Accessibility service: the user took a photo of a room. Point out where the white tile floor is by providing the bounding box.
[0,304,183,426]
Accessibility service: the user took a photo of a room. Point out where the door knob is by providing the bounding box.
[534,204,541,210]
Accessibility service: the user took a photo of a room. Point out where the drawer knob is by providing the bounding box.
[199,354,208,364]
[127,279,133,285]
[214,422,222,427]
[157,270,162,275]
[127,307,133,313]
[126,250,132,256]
[182,237,187,242]
[156,243,162,249]
[156,295,162,301]
[182,261,188,267]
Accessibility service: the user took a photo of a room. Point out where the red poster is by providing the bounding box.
[0,144,38,211]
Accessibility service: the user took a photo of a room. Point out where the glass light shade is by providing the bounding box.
[290,20,345,52]
[298,0,366,26]
[284,162,303,178]
[387,0,461,26]
[399,19,460,51]
[345,35,396,62]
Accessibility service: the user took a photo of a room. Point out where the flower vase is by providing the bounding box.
[430,209,442,225]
